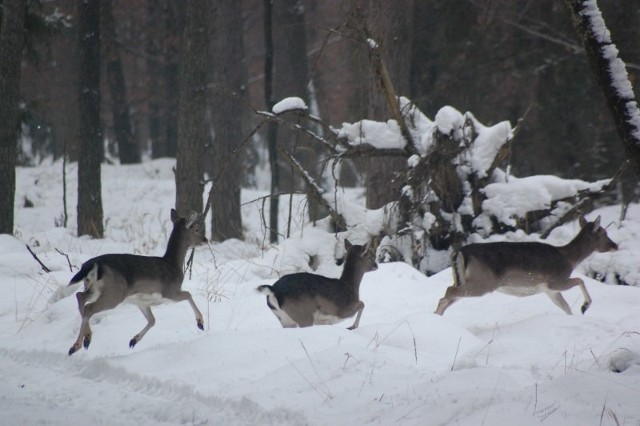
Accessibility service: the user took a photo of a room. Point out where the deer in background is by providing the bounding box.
[435,216,618,316]
[257,239,378,330]
[67,209,207,355]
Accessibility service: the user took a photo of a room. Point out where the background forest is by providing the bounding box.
[3,0,640,265]
[16,0,640,175]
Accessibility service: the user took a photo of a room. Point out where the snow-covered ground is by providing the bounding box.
[2,159,640,425]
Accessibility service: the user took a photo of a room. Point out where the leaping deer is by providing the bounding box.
[68,209,207,355]
[435,216,617,316]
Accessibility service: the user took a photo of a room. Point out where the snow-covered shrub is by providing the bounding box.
[335,98,611,275]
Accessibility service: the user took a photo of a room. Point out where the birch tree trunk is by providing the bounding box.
[565,0,640,174]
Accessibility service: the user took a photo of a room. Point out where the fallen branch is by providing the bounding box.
[26,245,51,273]
[278,145,347,232]
[56,248,74,272]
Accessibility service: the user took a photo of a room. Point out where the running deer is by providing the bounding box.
[435,216,618,316]
[67,209,206,355]
[257,239,378,329]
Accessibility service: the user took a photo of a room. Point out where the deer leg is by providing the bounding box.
[76,291,86,316]
[69,300,107,355]
[435,285,464,315]
[546,292,572,315]
[173,290,204,330]
[129,306,155,348]
[575,279,592,314]
[347,301,365,330]
[69,316,92,356]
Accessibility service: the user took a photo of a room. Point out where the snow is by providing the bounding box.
[481,175,610,227]
[338,119,406,150]
[2,159,640,425]
[272,97,308,114]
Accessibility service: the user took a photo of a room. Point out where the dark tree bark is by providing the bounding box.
[565,0,640,175]
[103,0,140,164]
[0,0,26,234]
[77,0,104,238]
[210,0,245,241]
[364,0,415,210]
[148,0,184,159]
[175,0,210,217]
[264,0,279,243]
[272,0,324,222]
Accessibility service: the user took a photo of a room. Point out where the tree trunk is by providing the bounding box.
[264,0,280,243]
[272,0,324,222]
[148,0,184,159]
[175,0,210,217]
[77,0,104,238]
[210,0,245,241]
[103,0,140,165]
[565,0,640,175]
[365,0,415,210]
[0,0,26,235]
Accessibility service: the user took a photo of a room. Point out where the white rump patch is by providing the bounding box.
[312,311,341,325]
[497,283,547,297]
[125,292,171,307]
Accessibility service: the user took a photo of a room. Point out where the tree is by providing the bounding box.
[175,0,210,217]
[102,0,140,164]
[263,0,279,243]
[565,0,640,175]
[0,0,26,234]
[147,0,184,159]
[361,0,415,210]
[77,0,104,238]
[210,0,245,241]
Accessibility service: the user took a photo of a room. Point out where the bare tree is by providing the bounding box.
[147,0,184,159]
[361,0,415,210]
[0,0,25,234]
[77,0,104,238]
[263,0,279,243]
[565,0,640,175]
[210,0,245,241]
[103,0,140,164]
[175,0,210,217]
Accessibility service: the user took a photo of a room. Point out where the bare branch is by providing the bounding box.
[25,245,51,273]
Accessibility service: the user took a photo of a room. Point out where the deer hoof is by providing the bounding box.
[68,343,80,356]
[129,338,138,349]
[581,303,590,314]
[197,319,204,330]
[83,335,91,349]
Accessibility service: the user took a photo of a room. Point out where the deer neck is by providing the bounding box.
[559,229,595,267]
[340,255,366,292]
[163,226,189,271]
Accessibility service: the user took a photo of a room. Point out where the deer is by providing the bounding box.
[67,209,207,356]
[257,239,378,330]
[435,216,618,316]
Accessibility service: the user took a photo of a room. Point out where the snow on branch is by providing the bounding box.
[565,0,640,173]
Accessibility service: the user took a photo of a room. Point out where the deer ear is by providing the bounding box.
[186,211,201,228]
[344,239,353,250]
[363,241,371,255]
[170,209,179,224]
[578,216,587,228]
[593,215,601,229]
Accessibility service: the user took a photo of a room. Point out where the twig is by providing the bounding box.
[450,336,462,371]
[25,245,51,273]
[277,145,346,232]
[55,248,74,272]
